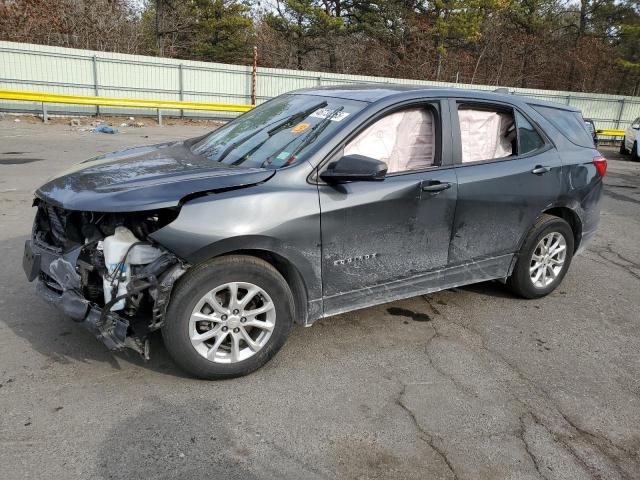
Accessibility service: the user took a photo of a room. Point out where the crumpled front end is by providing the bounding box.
[23,201,188,357]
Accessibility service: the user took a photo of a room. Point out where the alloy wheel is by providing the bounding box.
[189,282,276,363]
[529,232,567,288]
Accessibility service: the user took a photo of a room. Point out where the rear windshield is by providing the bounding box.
[531,105,594,148]
[192,94,367,169]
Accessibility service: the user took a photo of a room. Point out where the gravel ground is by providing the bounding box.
[0,119,639,480]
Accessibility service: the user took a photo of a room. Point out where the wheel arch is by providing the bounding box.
[541,206,583,251]
[222,249,310,326]
[185,236,321,326]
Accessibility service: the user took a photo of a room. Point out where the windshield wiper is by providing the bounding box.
[215,100,328,164]
[263,106,345,168]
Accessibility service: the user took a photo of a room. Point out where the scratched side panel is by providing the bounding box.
[322,254,513,318]
[150,172,323,311]
[318,170,457,296]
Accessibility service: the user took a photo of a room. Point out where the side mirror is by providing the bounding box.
[320,154,387,183]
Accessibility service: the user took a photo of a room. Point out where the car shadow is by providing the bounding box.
[457,280,519,299]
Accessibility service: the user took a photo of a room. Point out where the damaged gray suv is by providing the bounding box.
[23,86,605,379]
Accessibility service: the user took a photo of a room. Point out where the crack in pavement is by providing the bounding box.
[520,411,615,480]
[589,245,640,281]
[422,312,479,399]
[554,410,636,480]
[519,413,553,480]
[395,383,459,480]
[407,294,639,479]
[604,189,640,206]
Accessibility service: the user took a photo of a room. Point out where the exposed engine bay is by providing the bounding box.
[26,200,188,358]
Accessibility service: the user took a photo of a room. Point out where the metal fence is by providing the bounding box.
[2,40,640,129]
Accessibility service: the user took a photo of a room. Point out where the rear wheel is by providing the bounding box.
[620,137,628,155]
[632,141,639,162]
[162,255,294,379]
[507,215,574,299]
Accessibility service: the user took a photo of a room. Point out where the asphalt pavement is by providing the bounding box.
[1,118,639,479]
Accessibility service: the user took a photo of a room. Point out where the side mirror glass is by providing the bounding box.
[320,154,387,183]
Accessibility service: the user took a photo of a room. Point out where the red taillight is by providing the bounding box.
[593,155,607,177]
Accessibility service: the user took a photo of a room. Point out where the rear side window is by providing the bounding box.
[531,105,594,148]
[457,105,516,163]
[516,111,545,154]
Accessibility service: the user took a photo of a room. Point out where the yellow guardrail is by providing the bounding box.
[0,88,253,113]
[596,128,625,137]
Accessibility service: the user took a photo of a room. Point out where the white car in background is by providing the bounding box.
[621,118,640,161]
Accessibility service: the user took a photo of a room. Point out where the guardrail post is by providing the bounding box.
[251,46,258,106]
[41,102,48,123]
[157,109,163,126]
[92,55,100,117]
[616,99,626,129]
[566,95,571,106]
[179,64,184,118]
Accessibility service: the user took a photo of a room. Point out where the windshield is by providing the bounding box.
[192,94,367,169]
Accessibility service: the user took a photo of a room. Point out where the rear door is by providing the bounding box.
[318,100,458,314]
[448,99,562,269]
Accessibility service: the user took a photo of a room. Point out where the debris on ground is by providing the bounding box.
[69,119,81,127]
[1,113,224,128]
[117,119,145,128]
[91,125,117,134]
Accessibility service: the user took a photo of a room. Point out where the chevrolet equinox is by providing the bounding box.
[23,86,605,379]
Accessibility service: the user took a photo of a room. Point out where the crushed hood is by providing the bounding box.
[36,139,275,212]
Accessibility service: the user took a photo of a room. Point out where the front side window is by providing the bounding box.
[458,106,516,163]
[516,111,545,154]
[192,94,367,169]
[344,107,437,174]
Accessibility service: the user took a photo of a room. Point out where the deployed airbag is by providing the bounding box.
[345,108,435,173]
[458,109,514,163]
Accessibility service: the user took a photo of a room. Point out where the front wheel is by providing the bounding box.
[507,215,574,299]
[162,255,294,379]
[632,142,639,162]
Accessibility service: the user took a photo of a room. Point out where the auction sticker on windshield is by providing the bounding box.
[291,122,311,133]
[310,108,350,122]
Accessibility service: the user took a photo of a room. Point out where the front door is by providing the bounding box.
[317,102,458,316]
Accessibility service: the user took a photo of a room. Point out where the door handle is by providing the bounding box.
[421,181,451,193]
[531,165,550,175]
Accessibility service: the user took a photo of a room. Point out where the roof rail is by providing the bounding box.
[493,87,510,94]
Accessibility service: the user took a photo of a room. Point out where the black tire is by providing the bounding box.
[632,142,639,162]
[162,255,294,379]
[620,137,628,155]
[507,214,574,299]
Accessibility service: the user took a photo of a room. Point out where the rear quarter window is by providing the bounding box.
[530,105,594,148]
